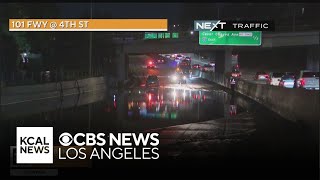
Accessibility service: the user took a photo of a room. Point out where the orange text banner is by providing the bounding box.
[9,19,168,31]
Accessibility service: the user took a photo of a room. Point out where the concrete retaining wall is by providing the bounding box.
[0,77,107,106]
[1,91,106,119]
[196,70,320,127]
[236,80,319,126]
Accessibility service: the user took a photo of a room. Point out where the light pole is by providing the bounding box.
[290,3,296,32]
[217,3,223,19]
[88,1,93,132]
[293,7,296,32]
[197,96,200,121]
[89,1,93,76]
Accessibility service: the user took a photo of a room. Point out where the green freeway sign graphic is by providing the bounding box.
[199,31,262,46]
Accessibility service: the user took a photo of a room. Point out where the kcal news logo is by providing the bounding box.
[16,127,53,164]
[15,127,160,164]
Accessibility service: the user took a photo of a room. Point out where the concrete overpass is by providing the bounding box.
[111,31,319,82]
[123,31,319,53]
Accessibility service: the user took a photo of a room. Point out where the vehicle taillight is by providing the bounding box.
[265,75,269,79]
[299,78,305,87]
[149,62,153,65]
[267,78,271,83]
[148,94,152,101]
[279,81,284,87]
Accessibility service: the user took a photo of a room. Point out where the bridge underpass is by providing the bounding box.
[112,31,319,83]
[2,33,318,177]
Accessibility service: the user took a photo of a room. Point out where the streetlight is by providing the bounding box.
[89,1,93,76]
[190,31,194,35]
[88,0,93,132]
[173,24,176,28]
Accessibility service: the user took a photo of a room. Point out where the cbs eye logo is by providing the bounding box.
[59,132,73,146]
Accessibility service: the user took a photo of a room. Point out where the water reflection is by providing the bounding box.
[229,93,237,116]
[3,87,245,136]
[127,87,240,122]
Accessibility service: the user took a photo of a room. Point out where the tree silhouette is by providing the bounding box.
[0,3,60,71]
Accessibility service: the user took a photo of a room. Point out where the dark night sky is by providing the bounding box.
[57,3,320,28]
[59,3,183,23]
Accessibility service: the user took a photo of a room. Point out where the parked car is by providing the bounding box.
[202,64,214,72]
[267,72,284,86]
[156,57,166,64]
[180,59,191,66]
[165,54,171,59]
[296,70,319,90]
[174,54,183,64]
[146,75,160,87]
[175,54,183,60]
[279,74,296,88]
[255,71,269,80]
[170,72,187,84]
[185,56,191,61]
[231,69,241,78]
[192,64,201,69]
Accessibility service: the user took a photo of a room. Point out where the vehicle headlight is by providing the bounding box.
[172,75,177,81]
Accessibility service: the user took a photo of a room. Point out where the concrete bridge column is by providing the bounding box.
[116,92,128,130]
[306,46,320,72]
[115,45,129,83]
[215,47,233,74]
